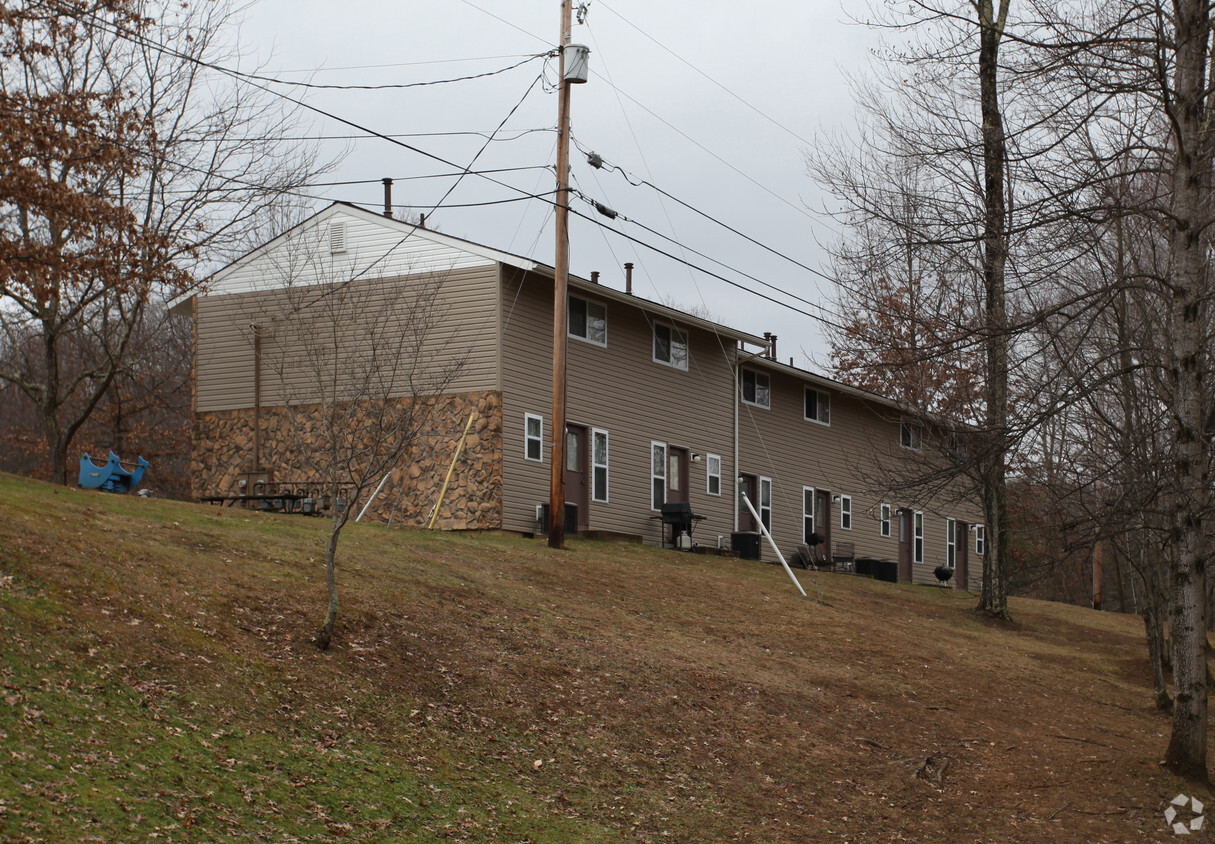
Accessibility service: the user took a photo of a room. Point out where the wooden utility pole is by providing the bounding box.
[548,0,574,548]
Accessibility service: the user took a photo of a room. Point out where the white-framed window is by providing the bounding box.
[840,495,852,530]
[569,296,607,346]
[805,388,830,425]
[759,477,772,532]
[706,453,722,496]
[914,511,924,564]
[880,503,891,538]
[946,519,958,568]
[975,524,986,555]
[742,368,770,409]
[803,487,816,542]
[592,429,609,502]
[524,413,543,462]
[901,420,923,451]
[651,441,667,510]
[653,323,688,369]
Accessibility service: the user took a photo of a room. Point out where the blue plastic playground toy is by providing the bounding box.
[78,452,149,494]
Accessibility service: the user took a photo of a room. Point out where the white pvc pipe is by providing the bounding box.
[356,472,394,522]
[740,491,806,598]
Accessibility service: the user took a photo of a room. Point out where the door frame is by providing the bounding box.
[564,423,590,531]
[898,509,913,582]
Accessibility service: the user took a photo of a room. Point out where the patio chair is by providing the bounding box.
[833,541,856,572]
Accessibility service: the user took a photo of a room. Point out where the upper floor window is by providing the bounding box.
[805,388,830,425]
[653,323,688,369]
[569,296,607,346]
[901,420,923,451]
[742,368,770,408]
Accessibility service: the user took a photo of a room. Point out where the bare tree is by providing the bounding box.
[0,0,327,484]
[248,228,467,650]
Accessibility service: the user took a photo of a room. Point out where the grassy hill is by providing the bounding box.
[0,471,1202,842]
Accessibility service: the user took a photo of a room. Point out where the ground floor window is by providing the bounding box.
[706,453,721,496]
[803,487,815,541]
[975,524,986,555]
[880,503,891,537]
[914,511,924,563]
[592,429,609,502]
[946,519,957,567]
[525,413,543,462]
[651,442,666,509]
[840,495,852,530]
[759,477,772,532]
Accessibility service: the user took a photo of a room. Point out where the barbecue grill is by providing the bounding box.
[933,564,955,585]
[653,502,706,550]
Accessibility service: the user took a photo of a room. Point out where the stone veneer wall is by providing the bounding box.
[193,391,503,530]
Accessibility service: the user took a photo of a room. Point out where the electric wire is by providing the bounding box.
[227,53,548,91]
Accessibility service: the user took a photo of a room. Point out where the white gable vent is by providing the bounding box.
[329,220,348,254]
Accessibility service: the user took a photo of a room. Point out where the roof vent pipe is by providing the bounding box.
[624,262,634,295]
[590,271,600,285]
[382,177,393,218]
[769,334,777,359]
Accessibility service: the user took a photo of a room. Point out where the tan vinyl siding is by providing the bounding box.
[195,265,499,412]
[500,268,738,545]
[737,365,985,591]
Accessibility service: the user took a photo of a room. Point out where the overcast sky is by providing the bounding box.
[238,0,876,366]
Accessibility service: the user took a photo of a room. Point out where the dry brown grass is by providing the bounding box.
[0,471,1204,841]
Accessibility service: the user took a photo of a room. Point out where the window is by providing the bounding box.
[975,524,986,555]
[946,519,958,567]
[914,511,924,564]
[840,495,852,530]
[759,477,772,532]
[651,442,667,509]
[742,368,770,408]
[653,323,688,369]
[592,429,609,502]
[880,503,892,538]
[706,454,721,496]
[901,420,923,451]
[525,414,543,462]
[805,388,830,424]
[803,487,816,542]
[569,296,607,345]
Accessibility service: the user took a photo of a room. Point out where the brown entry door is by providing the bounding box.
[898,510,913,582]
[815,489,832,554]
[667,446,689,504]
[739,473,758,532]
[565,424,589,531]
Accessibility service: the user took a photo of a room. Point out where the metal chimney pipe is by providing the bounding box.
[382,178,393,218]
[591,271,600,285]
[769,334,777,359]
[624,262,634,295]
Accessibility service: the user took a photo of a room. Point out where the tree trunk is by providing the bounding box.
[975,0,1012,620]
[316,511,343,651]
[1162,0,1211,782]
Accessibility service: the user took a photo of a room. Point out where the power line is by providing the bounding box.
[230,53,548,91]
[270,54,542,74]
[595,1,814,149]
[573,140,835,285]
